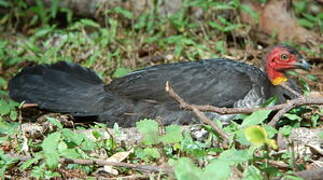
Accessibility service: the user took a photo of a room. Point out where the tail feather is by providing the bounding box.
[9,61,110,115]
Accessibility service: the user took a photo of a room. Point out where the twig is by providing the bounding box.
[61,158,171,173]
[165,82,230,143]
[272,167,323,180]
[171,96,323,115]
[268,102,295,126]
[166,82,243,176]
[281,83,302,97]
[5,153,172,174]
[293,167,323,180]
[267,160,289,169]
[22,103,38,108]
[100,174,150,180]
[164,81,323,126]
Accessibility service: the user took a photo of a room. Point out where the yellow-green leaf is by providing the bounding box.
[265,139,278,149]
[244,126,267,147]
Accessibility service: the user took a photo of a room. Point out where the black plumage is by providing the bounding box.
[9,58,300,127]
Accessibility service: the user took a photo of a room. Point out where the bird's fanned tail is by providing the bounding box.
[8,62,113,116]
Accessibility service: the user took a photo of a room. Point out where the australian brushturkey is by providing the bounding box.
[9,44,311,127]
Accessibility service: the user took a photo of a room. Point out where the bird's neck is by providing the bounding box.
[266,66,288,86]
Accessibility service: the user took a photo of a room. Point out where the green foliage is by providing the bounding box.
[172,149,252,180]
[0,0,72,29]
[241,110,272,127]
[209,16,241,32]
[293,1,322,30]
[160,125,183,144]
[112,67,132,78]
[244,126,277,149]
[0,150,19,178]
[136,119,160,145]
[0,99,19,120]
[135,147,161,162]
[0,0,320,178]
[135,119,184,146]
[242,165,263,180]
[279,125,293,137]
[172,158,203,180]
[41,132,61,169]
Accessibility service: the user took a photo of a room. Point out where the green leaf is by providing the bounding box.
[57,141,68,153]
[241,110,272,127]
[244,125,267,147]
[244,125,278,149]
[31,166,45,179]
[235,129,251,145]
[113,7,133,19]
[204,159,231,180]
[47,117,63,129]
[45,152,60,169]
[0,77,6,88]
[41,132,61,169]
[306,74,318,81]
[160,125,182,144]
[62,129,84,146]
[240,4,259,22]
[144,148,160,159]
[172,158,203,180]
[0,99,10,116]
[279,125,293,137]
[282,175,304,180]
[209,21,224,32]
[283,113,302,121]
[79,19,100,28]
[33,26,54,39]
[265,139,278,150]
[136,119,160,145]
[42,132,61,153]
[242,165,262,180]
[318,131,323,139]
[112,67,132,78]
[298,18,314,28]
[20,155,42,170]
[9,111,18,121]
[311,114,319,127]
[263,125,278,138]
[81,137,97,151]
[60,148,82,159]
[0,0,11,7]
[219,149,251,165]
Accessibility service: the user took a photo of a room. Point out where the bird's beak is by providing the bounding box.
[294,58,311,70]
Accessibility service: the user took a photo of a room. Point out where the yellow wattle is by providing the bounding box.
[272,76,288,85]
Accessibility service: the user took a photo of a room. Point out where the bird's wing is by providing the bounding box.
[107,59,255,108]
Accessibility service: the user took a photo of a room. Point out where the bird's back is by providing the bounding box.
[107,59,272,108]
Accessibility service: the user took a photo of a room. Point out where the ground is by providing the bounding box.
[0,0,322,179]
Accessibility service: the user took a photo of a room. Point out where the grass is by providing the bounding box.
[0,0,322,179]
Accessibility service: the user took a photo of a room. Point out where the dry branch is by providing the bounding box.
[60,158,172,173]
[165,81,323,126]
[165,82,230,143]
[272,167,323,180]
[6,153,172,174]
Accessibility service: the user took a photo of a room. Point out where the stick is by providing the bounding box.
[60,158,171,173]
[5,153,172,174]
[165,82,230,143]
[164,81,323,126]
[281,83,302,97]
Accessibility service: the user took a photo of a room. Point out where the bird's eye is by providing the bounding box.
[280,54,289,60]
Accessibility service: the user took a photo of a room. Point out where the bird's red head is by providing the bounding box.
[264,45,311,85]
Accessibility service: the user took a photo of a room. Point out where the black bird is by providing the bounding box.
[9,45,311,127]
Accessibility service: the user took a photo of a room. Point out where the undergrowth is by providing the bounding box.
[0,0,322,179]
